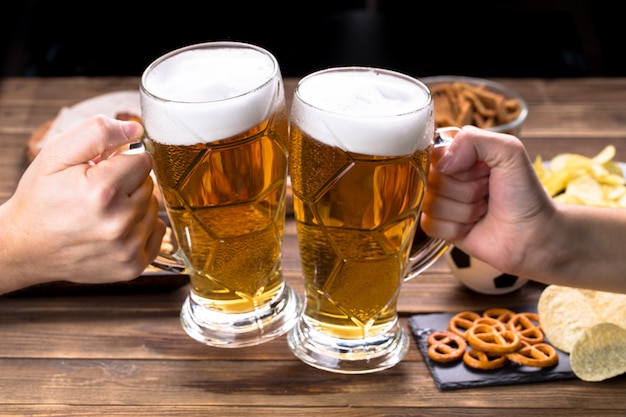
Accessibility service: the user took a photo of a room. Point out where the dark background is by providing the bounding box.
[1,0,624,79]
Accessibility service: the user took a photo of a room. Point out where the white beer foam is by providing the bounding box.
[292,69,432,156]
[141,46,277,145]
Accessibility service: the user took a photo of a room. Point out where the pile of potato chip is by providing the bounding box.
[538,285,626,381]
[534,145,626,207]
[430,81,524,131]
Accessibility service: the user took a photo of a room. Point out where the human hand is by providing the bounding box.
[1,115,166,288]
[421,125,555,274]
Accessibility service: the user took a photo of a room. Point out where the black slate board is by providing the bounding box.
[408,306,576,391]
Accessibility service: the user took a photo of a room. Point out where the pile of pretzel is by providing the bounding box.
[426,308,559,370]
[430,81,523,130]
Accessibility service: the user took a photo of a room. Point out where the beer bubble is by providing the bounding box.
[292,68,433,156]
[141,45,279,145]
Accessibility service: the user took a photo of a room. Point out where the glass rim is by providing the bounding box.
[294,66,432,118]
[140,41,280,105]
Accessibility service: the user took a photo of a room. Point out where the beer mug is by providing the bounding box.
[140,42,301,347]
[287,67,448,373]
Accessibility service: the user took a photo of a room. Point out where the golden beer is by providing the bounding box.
[289,125,431,338]
[148,116,289,313]
[287,67,437,373]
[140,42,300,347]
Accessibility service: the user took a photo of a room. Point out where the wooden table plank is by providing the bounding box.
[0,407,622,417]
[1,358,624,409]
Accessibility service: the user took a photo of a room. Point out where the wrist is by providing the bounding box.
[0,200,46,295]
[514,201,568,281]
[523,203,626,292]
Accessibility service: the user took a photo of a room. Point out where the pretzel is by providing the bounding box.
[428,308,556,372]
[447,311,480,338]
[114,111,143,124]
[473,317,507,332]
[482,308,516,324]
[427,330,467,363]
[463,349,509,370]
[430,81,523,130]
[508,312,544,344]
[507,341,558,368]
[467,323,521,354]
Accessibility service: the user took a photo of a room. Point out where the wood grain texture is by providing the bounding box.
[1,77,625,416]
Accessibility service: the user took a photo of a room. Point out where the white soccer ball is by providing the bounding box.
[445,246,528,295]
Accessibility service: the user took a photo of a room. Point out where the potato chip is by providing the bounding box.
[570,323,626,382]
[604,160,623,176]
[534,145,626,206]
[592,291,626,326]
[538,285,626,353]
[592,144,617,164]
[537,285,602,353]
[561,175,605,206]
[549,153,593,174]
[604,183,626,201]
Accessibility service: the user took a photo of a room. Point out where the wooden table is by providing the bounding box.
[1,77,626,416]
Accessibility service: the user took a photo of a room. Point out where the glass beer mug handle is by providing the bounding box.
[151,251,187,274]
[404,126,460,281]
[434,126,460,148]
[149,211,188,274]
[404,236,449,281]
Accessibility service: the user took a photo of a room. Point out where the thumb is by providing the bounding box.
[37,115,144,173]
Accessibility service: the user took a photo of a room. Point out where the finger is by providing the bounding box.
[108,172,156,232]
[428,170,490,204]
[40,115,144,173]
[112,196,165,281]
[445,161,491,183]
[422,191,488,224]
[124,174,156,225]
[134,197,167,265]
[146,217,168,264]
[87,151,153,198]
[420,212,475,242]
[436,125,529,175]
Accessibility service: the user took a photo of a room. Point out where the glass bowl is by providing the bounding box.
[421,75,528,137]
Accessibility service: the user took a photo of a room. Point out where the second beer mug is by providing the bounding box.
[140,42,301,347]
[287,67,447,373]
